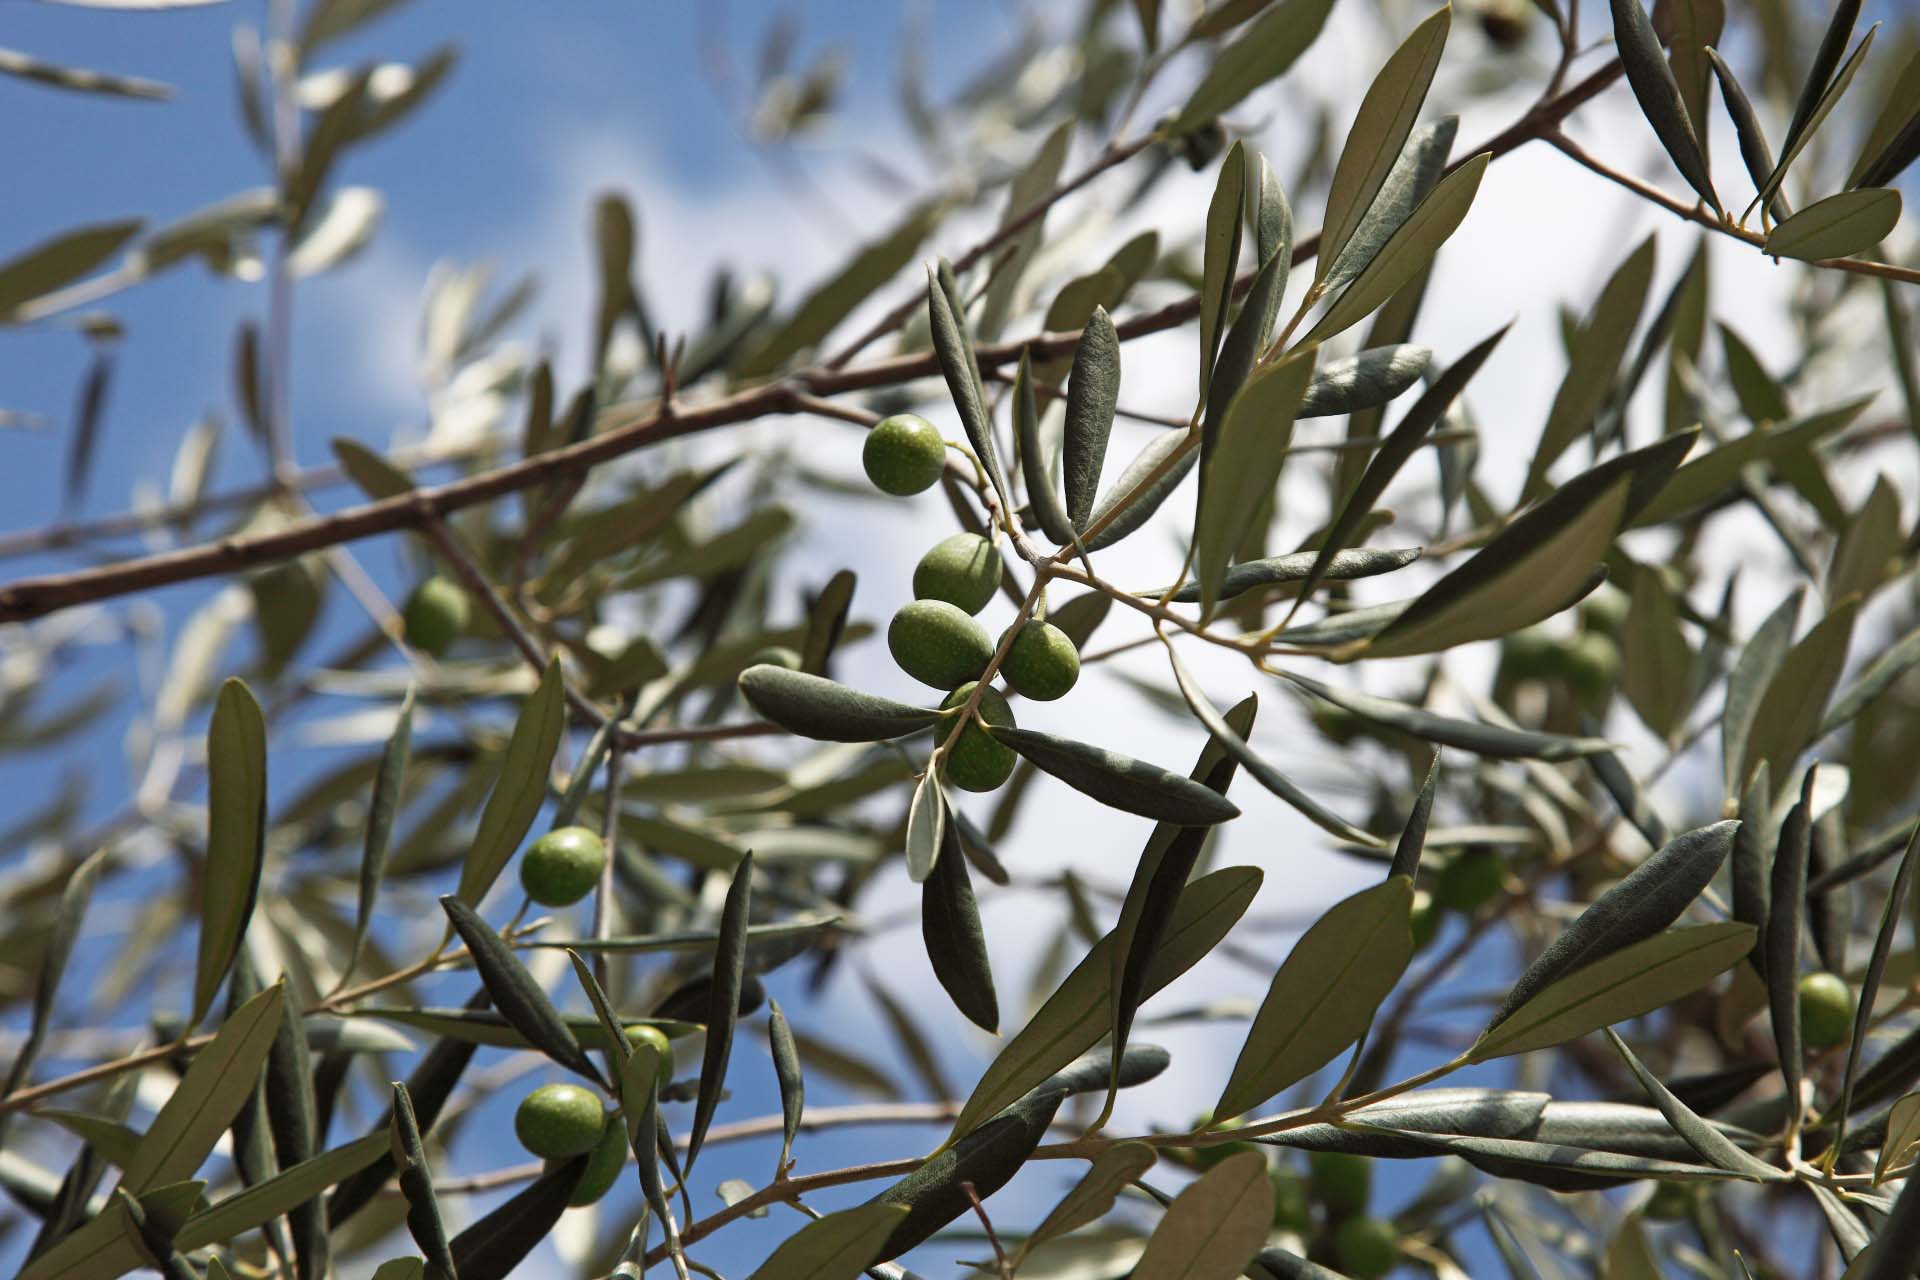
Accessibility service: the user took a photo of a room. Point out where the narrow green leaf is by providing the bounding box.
[124,982,286,1194]
[1766,776,1815,1118]
[1358,431,1693,658]
[193,678,266,1027]
[1756,25,1877,212]
[1304,151,1488,344]
[1524,235,1657,495]
[689,853,753,1171]
[1165,546,1421,604]
[1471,923,1754,1059]
[16,1191,145,1280]
[949,866,1261,1139]
[979,121,1072,341]
[345,1006,691,1051]
[1605,1030,1786,1179]
[1109,698,1253,1103]
[331,436,414,501]
[534,917,841,955]
[1079,427,1192,552]
[1274,669,1611,760]
[1822,616,1920,735]
[738,665,940,742]
[454,659,566,907]
[927,259,1012,515]
[615,1040,673,1246]
[344,687,411,986]
[1849,47,1920,187]
[1198,142,1247,399]
[1764,188,1901,261]
[1835,825,1920,1159]
[1014,349,1074,545]
[1665,0,1725,166]
[1781,0,1863,162]
[1293,325,1505,618]
[1317,6,1452,285]
[1063,307,1121,530]
[1324,117,1458,292]
[1298,345,1433,417]
[1488,821,1737,1030]
[265,988,326,1277]
[1133,1150,1273,1280]
[904,770,945,884]
[1848,1160,1920,1276]
[749,1202,909,1280]
[1195,347,1319,615]
[1609,0,1719,211]
[2,846,106,1105]
[1019,1142,1157,1258]
[1706,48,1787,218]
[1630,398,1870,527]
[446,1161,581,1280]
[1216,877,1413,1118]
[1619,564,1694,740]
[174,1134,385,1251]
[389,1084,456,1280]
[1168,649,1378,845]
[1742,600,1857,793]
[1875,1092,1920,1181]
[989,725,1241,825]
[1200,152,1291,444]
[768,999,804,1172]
[0,219,141,317]
[439,896,600,1081]
[1171,0,1337,132]
[923,823,997,1032]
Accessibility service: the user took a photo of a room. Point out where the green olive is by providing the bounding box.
[939,682,1016,792]
[515,1083,606,1159]
[863,414,947,495]
[520,827,608,907]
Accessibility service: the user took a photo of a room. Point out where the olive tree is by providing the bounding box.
[4,0,1920,1277]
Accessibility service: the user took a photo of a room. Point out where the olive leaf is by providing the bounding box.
[978,120,1072,341]
[1741,599,1857,794]
[1,845,106,1108]
[1200,151,1291,454]
[1629,398,1870,527]
[1080,427,1191,552]
[0,219,142,317]
[343,686,412,987]
[1706,48,1787,219]
[1171,0,1337,134]
[124,982,285,1195]
[987,725,1241,825]
[1197,141,1247,399]
[1781,0,1863,165]
[266,991,327,1278]
[1833,826,1920,1158]
[1304,151,1488,344]
[1194,346,1319,616]
[1605,1030,1785,1180]
[949,866,1261,1139]
[1217,876,1413,1118]
[768,999,805,1172]
[1297,344,1432,417]
[446,1160,582,1280]
[172,1133,385,1251]
[923,823,998,1032]
[689,853,754,1171]
[1487,821,1737,1031]
[1755,25,1877,214]
[1765,189,1901,261]
[1062,307,1120,530]
[748,1202,908,1280]
[1354,430,1694,659]
[1471,924,1755,1059]
[1618,563,1693,741]
[1765,777,1815,1108]
[1016,1142,1157,1260]
[387,1090,455,1280]
[904,770,945,883]
[193,677,267,1027]
[439,896,601,1083]
[1273,669,1609,760]
[1132,1150,1273,1280]
[1014,349,1074,545]
[1164,546,1421,604]
[1609,0,1719,212]
[738,665,941,742]
[1109,696,1253,1103]
[1524,235,1657,496]
[453,658,565,908]
[1316,5,1452,286]
[927,258,1012,514]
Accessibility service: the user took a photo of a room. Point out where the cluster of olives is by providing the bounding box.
[512,1025,674,1206]
[402,575,472,657]
[862,414,1083,793]
[1186,1126,1400,1278]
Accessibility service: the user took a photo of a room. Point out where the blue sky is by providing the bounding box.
[4,0,1917,1275]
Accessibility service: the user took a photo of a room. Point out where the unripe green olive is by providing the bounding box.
[999,620,1080,701]
[939,682,1016,792]
[888,600,993,689]
[1308,1150,1370,1214]
[515,1083,606,1159]
[1500,625,1561,682]
[623,1024,676,1088]
[1579,582,1631,635]
[1644,1180,1699,1220]
[912,533,1002,614]
[1798,971,1855,1048]
[1333,1215,1400,1279]
[1269,1167,1312,1231]
[520,827,608,907]
[863,414,946,495]
[403,576,470,656]
[1562,631,1620,703]
[1434,846,1504,914]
